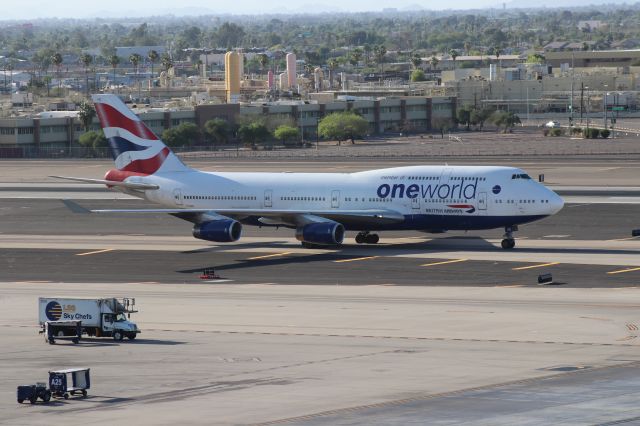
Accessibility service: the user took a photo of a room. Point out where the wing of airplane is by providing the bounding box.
[61,200,405,227]
[51,176,159,190]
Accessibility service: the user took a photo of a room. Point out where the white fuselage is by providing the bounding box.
[134,165,563,232]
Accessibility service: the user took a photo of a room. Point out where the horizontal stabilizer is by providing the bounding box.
[50,175,159,190]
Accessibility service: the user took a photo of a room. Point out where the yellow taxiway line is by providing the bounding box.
[334,256,379,263]
[607,266,640,275]
[247,252,292,260]
[512,262,560,271]
[421,259,467,267]
[76,248,115,256]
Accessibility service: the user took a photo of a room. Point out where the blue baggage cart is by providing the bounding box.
[49,368,90,399]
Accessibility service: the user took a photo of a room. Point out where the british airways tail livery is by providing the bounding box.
[54,94,564,250]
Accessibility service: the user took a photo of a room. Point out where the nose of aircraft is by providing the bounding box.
[548,190,564,214]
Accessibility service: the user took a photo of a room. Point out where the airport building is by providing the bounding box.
[0,96,456,156]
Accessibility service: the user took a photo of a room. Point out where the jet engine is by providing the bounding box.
[193,220,242,242]
[295,222,344,245]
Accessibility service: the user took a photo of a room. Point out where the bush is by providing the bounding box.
[550,128,563,137]
[571,127,583,136]
[600,129,610,139]
[161,122,199,147]
[584,128,600,138]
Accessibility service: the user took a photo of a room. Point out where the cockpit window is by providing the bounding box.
[511,174,532,180]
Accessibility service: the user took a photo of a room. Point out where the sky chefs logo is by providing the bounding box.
[492,185,502,194]
[45,301,62,321]
[377,178,479,200]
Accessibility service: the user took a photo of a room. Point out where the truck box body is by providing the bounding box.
[38,297,139,340]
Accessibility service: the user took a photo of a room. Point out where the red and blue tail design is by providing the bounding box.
[92,94,189,181]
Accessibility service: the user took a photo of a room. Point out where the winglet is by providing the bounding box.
[62,199,91,214]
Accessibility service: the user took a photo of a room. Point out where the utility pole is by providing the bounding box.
[580,82,584,125]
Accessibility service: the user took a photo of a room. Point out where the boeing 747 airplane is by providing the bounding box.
[55,94,564,249]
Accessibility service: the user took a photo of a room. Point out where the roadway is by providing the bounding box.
[0,158,639,424]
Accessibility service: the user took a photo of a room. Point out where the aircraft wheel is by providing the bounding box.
[355,234,366,244]
[365,234,379,244]
[501,239,515,249]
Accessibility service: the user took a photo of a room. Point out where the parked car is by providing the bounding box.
[544,121,561,128]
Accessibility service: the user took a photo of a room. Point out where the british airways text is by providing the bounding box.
[377,178,479,200]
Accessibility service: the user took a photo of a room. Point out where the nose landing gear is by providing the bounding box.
[355,231,379,244]
[501,225,517,249]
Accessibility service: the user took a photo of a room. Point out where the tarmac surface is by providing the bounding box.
[0,156,639,425]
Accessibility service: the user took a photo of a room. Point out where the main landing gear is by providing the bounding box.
[355,231,379,244]
[501,225,518,249]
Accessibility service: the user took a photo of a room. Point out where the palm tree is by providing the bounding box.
[161,53,173,73]
[80,53,92,96]
[129,53,142,98]
[109,55,120,91]
[258,54,269,75]
[327,58,338,89]
[410,53,422,70]
[449,49,459,70]
[373,45,387,73]
[430,55,439,71]
[147,49,159,88]
[51,52,63,94]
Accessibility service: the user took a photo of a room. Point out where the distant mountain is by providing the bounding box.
[504,0,638,8]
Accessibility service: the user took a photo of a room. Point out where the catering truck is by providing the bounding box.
[38,297,140,341]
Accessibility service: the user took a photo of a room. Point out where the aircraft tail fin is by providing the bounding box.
[91,94,190,181]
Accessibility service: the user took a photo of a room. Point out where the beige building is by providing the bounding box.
[0,97,456,156]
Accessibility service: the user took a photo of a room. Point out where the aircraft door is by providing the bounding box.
[173,188,183,206]
[477,192,487,213]
[411,196,420,209]
[264,190,273,208]
[331,190,340,208]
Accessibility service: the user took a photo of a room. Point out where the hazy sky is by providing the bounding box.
[1,0,505,20]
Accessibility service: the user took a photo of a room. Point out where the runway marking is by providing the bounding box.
[607,236,640,242]
[495,284,525,288]
[542,235,571,238]
[16,280,52,283]
[607,266,640,275]
[512,262,560,271]
[247,252,292,260]
[76,248,115,256]
[421,259,467,267]
[334,256,379,263]
[598,167,621,171]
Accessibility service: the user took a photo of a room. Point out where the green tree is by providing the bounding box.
[80,53,93,96]
[318,111,368,144]
[373,45,387,73]
[410,69,426,82]
[78,130,107,154]
[109,55,120,88]
[77,101,96,131]
[237,121,271,147]
[491,111,521,133]
[410,53,422,70]
[148,49,159,79]
[51,52,63,92]
[449,49,459,70]
[274,124,299,145]
[470,107,494,130]
[161,122,199,147]
[203,118,231,146]
[456,105,473,130]
[161,53,173,73]
[430,55,439,71]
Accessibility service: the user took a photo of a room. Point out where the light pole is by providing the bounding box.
[603,84,608,129]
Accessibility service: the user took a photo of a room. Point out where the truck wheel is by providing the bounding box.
[17,399,23,404]
[113,331,123,341]
[63,393,69,400]
[127,333,137,340]
[42,391,51,403]
[82,390,87,397]
[30,396,37,404]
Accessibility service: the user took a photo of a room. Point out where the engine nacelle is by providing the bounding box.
[295,222,344,245]
[193,220,242,243]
